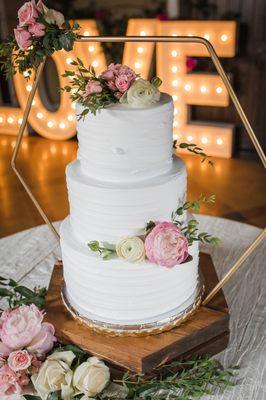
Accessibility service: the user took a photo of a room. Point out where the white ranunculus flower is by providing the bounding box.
[116,236,145,262]
[73,357,110,398]
[31,351,75,400]
[121,78,160,107]
[44,8,65,28]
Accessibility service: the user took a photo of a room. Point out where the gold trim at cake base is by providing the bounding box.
[61,280,204,337]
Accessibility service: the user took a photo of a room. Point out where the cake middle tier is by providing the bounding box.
[66,156,187,244]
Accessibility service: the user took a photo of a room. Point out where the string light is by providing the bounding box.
[173,121,178,127]
[59,122,66,129]
[173,134,179,140]
[36,112,43,119]
[88,45,95,53]
[172,95,179,101]
[7,117,14,124]
[140,30,146,36]
[172,80,178,87]
[83,31,90,36]
[171,50,178,57]
[92,60,99,67]
[47,121,54,128]
[204,34,210,40]
[66,57,73,65]
[135,62,141,69]
[67,115,75,121]
[18,117,23,124]
[216,86,223,94]
[171,66,178,73]
[187,135,193,142]
[26,85,32,91]
[137,46,144,54]
[217,138,224,145]
[0,117,3,123]
[184,84,192,92]
[201,136,208,144]
[32,100,36,106]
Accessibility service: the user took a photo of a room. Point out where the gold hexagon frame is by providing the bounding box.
[11,35,266,305]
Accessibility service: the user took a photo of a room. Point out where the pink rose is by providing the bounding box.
[100,69,115,81]
[0,304,43,350]
[0,365,22,396]
[145,222,189,267]
[18,0,38,26]
[14,26,32,51]
[36,0,48,13]
[84,80,103,97]
[107,80,117,91]
[8,350,31,372]
[108,63,121,73]
[0,341,12,358]
[114,91,122,99]
[27,322,56,357]
[28,22,45,37]
[115,75,132,93]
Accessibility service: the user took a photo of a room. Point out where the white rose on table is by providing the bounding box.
[116,236,145,262]
[31,351,75,400]
[73,356,110,398]
[121,78,160,107]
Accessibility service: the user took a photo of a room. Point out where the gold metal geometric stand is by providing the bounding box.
[11,35,266,306]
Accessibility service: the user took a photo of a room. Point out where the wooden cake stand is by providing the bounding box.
[45,252,229,375]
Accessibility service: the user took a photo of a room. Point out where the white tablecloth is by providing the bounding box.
[0,215,265,400]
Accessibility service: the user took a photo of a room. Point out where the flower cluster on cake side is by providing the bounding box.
[88,194,220,267]
[62,58,162,116]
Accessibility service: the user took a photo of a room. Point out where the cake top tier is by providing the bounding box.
[76,93,174,183]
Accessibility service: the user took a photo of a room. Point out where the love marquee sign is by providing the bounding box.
[0,19,236,158]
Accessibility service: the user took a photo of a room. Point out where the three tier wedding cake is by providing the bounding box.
[60,63,201,329]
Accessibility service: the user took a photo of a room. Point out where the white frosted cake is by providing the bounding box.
[60,92,200,327]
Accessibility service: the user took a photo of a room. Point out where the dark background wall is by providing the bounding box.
[1,0,265,155]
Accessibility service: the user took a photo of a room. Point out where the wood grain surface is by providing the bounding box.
[45,253,229,373]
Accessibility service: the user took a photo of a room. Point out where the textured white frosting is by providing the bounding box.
[76,93,174,182]
[66,157,187,244]
[60,217,199,325]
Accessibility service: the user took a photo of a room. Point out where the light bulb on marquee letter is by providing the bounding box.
[6,20,106,140]
[156,20,236,158]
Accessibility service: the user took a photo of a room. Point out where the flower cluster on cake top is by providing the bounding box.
[88,195,220,267]
[62,58,162,117]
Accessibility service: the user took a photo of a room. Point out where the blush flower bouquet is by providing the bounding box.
[0,0,79,77]
[61,58,162,117]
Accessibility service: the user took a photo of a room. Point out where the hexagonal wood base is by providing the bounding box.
[45,253,229,374]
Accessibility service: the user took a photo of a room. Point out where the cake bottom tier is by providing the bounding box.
[60,217,200,325]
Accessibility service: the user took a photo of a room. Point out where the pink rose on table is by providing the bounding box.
[115,75,132,93]
[145,222,189,267]
[0,304,43,350]
[18,0,38,26]
[27,322,56,357]
[14,27,32,51]
[8,350,31,372]
[28,22,46,37]
[0,341,12,358]
[100,69,115,81]
[0,365,22,396]
[84,80,103,96]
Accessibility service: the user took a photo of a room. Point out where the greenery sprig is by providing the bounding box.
[0,276,46,310]
[88,240,117,260]
[61,58,118,117]
[0,15,79,78]
[172,194,216,220]
[172,195,220,246]
[24,352,238,400]
[173,141,214,166]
